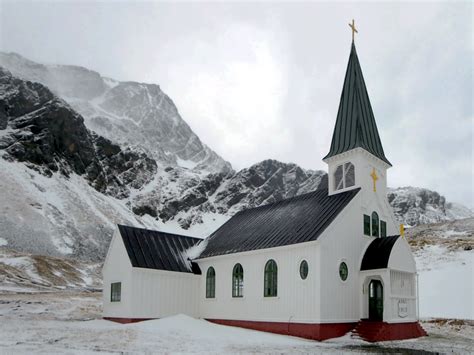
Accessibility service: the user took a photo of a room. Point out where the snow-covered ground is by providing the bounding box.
[0,219,472,353]
[0,292,472,354]
[417,247,473,320]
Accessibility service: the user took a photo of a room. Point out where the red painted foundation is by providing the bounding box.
[207,319,357,341]
[353,320,427,342]
[104,317,426,342]
[103,317,155,324]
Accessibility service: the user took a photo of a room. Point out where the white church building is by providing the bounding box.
[102,38,426,342]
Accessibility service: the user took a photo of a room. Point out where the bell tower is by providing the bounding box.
[323,22,391,203]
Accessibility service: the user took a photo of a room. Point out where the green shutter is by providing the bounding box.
[381,221,387,238]
[363,215,371,235]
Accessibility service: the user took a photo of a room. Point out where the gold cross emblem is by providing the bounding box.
[349,19,358,42]
[370,168,378,192]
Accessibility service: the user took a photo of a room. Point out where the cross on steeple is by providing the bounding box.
[349,19,358,42]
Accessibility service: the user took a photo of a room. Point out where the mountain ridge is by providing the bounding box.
[0,54,472,262]
[0,51,232,174]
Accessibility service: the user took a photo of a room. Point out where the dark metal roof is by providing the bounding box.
[118,225,202,274]
[324,43,391,166]
[360,236,400,270]
[198,187,360,259]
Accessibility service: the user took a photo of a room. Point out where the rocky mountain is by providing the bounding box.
[0,67,165,260]
[388,187,473,226]
[157,160,326,230]
[0,52,231,174]
[0,54,471,263]
[0,68,156,197]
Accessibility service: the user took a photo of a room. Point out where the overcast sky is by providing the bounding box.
[0,1,472,207]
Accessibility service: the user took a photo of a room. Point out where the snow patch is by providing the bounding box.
[185,238,208,260]
[176,157,198,170]
[103,77,119,89]
[418,250,473,319]
[0,238,7,246]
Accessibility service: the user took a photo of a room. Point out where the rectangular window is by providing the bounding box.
[381,221,387,238]
[363,215,371,235]
[111,282,121,302]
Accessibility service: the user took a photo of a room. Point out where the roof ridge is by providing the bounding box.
[117,224,202,241]
[231,187,360,218]
[243,188,322,209]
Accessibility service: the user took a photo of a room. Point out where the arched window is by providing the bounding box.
[206,267,215,298]
[371,212,379,237]
[232,263,244,297]
[334,162,355,191]
[264,259,278,297]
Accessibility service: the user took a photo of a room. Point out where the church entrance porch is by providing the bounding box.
[368,279,383,321]
[356,272,426,341]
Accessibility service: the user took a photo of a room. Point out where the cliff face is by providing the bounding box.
[0,52,232,174]
[0,67,157,198]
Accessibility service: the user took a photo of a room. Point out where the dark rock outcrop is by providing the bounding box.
[0,67,157,197]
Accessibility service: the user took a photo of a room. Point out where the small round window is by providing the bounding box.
[339,262,348,281]
[299,260,308,280]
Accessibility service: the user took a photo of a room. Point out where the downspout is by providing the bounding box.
[288,315,294,335]
[416,272,419,320]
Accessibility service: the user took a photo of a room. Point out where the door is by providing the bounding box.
[368,280,383,321]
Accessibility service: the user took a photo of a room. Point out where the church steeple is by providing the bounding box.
[323,42,391,166]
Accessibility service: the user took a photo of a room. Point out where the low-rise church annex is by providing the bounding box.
[102,29,426,342]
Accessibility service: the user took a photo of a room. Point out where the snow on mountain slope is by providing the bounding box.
[0,158,157,260]
[388,187,473,226]
[0,51,231,174]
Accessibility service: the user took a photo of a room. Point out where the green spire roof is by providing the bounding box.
[324,43,391,166]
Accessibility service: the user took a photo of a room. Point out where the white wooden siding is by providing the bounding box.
[319,193,367,322]
[197,241,321,323]
[102,228,134,318]
[129,268,200,318]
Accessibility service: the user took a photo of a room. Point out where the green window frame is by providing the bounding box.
[339,262,348,281]
[371,212,379,237]
[264,259,278,297]
[363,214,371,235]
[381,220,387,238]
[300,260,308,280]
[110,282,121,302]
[206,267,215,298]
[232,263,244,297]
